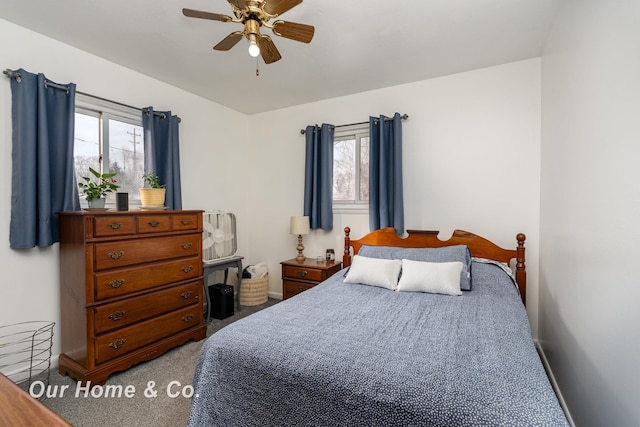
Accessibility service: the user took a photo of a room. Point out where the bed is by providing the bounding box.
[188,227,568,426]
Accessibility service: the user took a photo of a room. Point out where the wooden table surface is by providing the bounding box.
[0,374,72,427]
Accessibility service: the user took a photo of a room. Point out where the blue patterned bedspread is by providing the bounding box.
[188,262,568,426]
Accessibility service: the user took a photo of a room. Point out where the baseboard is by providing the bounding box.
[268,291,283,300]
[50,354,59,371]
[2,354,59,385]
[534,339,575,427]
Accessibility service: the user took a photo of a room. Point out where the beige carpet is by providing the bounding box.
[40,299,279,427]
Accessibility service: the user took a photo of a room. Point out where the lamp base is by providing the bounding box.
[296,234,305,262]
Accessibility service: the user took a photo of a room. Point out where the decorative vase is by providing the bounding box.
[87,198,106,209]
[139,188,166,208]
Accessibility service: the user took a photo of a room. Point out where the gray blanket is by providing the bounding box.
[188,262,568,426]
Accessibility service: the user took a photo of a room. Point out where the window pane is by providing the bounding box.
[359,136,370,201]
[74,113,100,196]
[108,119,144,204]
[333,138,355,201]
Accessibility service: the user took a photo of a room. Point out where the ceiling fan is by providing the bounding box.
[183,0,315,64]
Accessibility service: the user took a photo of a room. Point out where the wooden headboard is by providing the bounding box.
[342,227,527,305]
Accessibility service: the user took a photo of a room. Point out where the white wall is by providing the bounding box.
[247,59,542,332]
[0,18,249,359]
[540,2,640,426]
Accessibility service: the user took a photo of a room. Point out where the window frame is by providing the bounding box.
[74,94,144,208]
[332,124,369,214]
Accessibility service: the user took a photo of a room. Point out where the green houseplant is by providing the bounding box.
[78,167,119,208]
[142,172,166,189]
[139,172,166,208]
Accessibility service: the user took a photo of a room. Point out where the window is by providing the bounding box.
[74,95,144,207]
[333,125,369,210]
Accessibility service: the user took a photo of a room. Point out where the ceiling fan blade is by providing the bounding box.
[272,21,314,43]
[263,0,302,16]
[182,8,232,22]
[227,0,247,10]
[258,35,282,64]
[214,32,244,51]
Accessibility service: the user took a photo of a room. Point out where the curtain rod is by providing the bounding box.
[3,68,181,123]
[299,113,408,135]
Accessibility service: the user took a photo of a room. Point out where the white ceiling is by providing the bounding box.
[0,0,559,115]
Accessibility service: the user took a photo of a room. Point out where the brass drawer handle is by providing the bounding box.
[181,242,192,250]
[182,315,194,323]
[108,222,123,230]
[182,265,193,273]
[148,220,160,227]
[108,279,125,289]
[109,339,126,349]
[181,219,191,225]
[181,291,194,299]
[297,270,307,277]
[108,311,126,321]
[107,250,125,260]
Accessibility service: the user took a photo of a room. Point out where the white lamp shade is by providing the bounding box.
[290,216,310,235]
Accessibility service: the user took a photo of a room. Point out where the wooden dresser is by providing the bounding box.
[58,210,206,385]
[281,258,342,299]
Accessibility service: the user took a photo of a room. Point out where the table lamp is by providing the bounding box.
[290,216,310,262]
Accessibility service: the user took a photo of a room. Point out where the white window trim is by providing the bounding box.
[76,94,141,123]
[333,123,369,213]
[333,204,369,214]
[75,94,144,208]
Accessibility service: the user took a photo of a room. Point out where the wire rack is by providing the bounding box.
[0,321,55,393]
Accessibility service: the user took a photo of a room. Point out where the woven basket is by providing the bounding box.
[239,273,269,306]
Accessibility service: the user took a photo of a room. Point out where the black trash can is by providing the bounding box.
[208,283,234,320]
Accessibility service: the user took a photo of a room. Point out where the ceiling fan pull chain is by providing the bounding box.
[256,57,260,77]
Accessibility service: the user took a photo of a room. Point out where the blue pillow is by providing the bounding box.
[357,244,472,290]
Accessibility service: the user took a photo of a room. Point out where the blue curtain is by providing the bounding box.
[9,69,80,249]
[303,123,334,230]
[369,113,404,235]
[142,107,182,210]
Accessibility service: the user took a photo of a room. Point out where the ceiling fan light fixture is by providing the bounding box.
[248,34,261,57]
[183,0,313,64]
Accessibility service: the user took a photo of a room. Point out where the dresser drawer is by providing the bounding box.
[94,305,201,365]
[137,215,171,234]
[282,265,326,282]
[93,281,201,334]
[283,280,316,299]
[281,259,342,300]
[93,216,136,237]
[93,234,201,271]
[172,213,199,231]
[93,256,201,301]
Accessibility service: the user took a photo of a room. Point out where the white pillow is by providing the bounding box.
[397,259,463,296]
[344,255,402,290]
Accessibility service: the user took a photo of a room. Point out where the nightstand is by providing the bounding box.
[281,258,342,299]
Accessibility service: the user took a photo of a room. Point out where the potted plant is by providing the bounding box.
[78,167,119,209]
[139,171,166,208]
